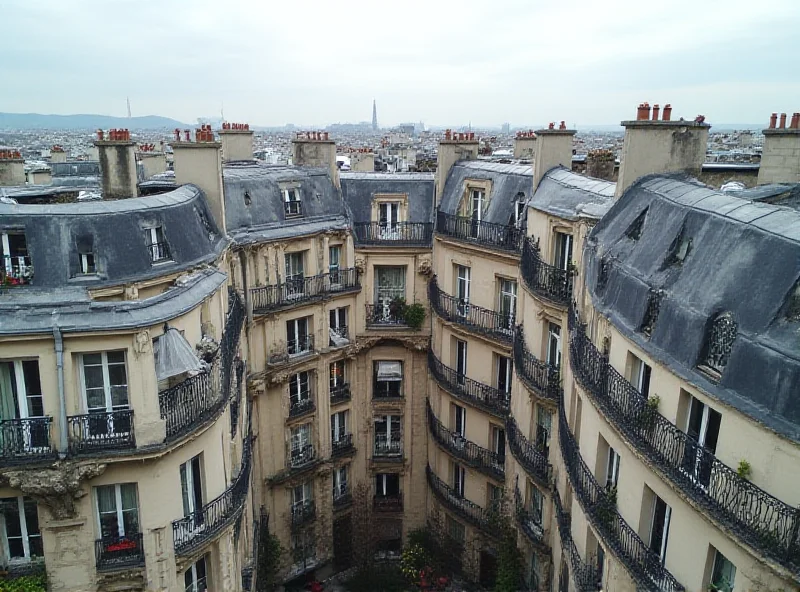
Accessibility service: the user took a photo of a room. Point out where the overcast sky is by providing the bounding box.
[3,0,799,127]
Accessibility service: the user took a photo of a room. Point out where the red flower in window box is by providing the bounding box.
[106,538,137,552]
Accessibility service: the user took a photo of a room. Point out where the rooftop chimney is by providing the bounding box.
[586,149,616,181]
[513,130,537,159]
[532,125,576,189]
[0,149,25,187]
[758,111,800,184]
[171,126,226,234]
[218,122,255,162]
[50,145,67,164]
[136,142,167,180]
[94,129,139,199]
[436,130,479,205]
[292,131,339,188]
[615,102,710,197]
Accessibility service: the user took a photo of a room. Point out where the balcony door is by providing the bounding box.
[452,463,466,498]
[0,496,42,563]
[0,360,47,451]
[497,278,517,332]
[379,202,401,238]
[292,482,313,513]
[547,323,562,369]
[286,317,310,356]
[470,190,484,238]
[184,555,208,592]
[1,232,30,281]
[289,372,311,414]
[496,355,512,398]
[284,251,305,298]
[180,455,204,529]
[455,340,467,386]
[329,245,341,284]
[329,307,348,346]
[375,473,400,497]
[290,423,313,465]
[375,267,405,320]
[554,232,573,271]
[96,483,139,541]
[455,265,471,316]
[331,410,348,442]
[79,352,131,441]
[683,396,721,488]
[374,415,401,456]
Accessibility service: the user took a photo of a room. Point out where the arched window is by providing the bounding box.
[702,312,737,377]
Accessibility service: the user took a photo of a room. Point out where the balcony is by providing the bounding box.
[284,200,303,218]
[95,533,145,571]
[569,305,800,577]
[505,416,551,487]
[558,394,685,592]
[427,400,504,481]
[146,241,172,264]
[553,488,601,592]
[333,487,352,509]
[172,434,252,556]
[289,397,315,419]
[373,493,403,512]
[353,222,434,247]
[331,433,354,457]
[513,326,561,402]
[330,383,351,405]
[373,440,403,461]
[520,238,573,306]
[427,350,510,418]
[428,277,514,345]
[329,325,350,348]
[290,500,316,530]
[514,485,546,549]
[426,464,501,538]
[365,303,407,327]
[67,410,136,454]
[1,254,34,286]
[289,444,317,470]
[435,211,523,253]
[251,268,359,314]
[0,417,54,464]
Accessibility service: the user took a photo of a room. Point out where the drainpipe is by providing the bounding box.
[52,325,68,456]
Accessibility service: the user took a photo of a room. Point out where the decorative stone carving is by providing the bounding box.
[267,369,294,386]
[132,329,151,358]
[397,336,430,351]
[342,337,382,358]
[417,254,433,276]
[0,462,106,520]
[354,256,366,274]
[123,285,139,300]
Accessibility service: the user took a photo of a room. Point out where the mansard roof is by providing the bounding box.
[530,166,616,221]
[340,172,434,224]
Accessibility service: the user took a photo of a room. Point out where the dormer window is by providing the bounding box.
[144,226,171,264]
[699,312,737,380]
[80,253,96,275]
[75,235,96,275]
[625,208,648,241]
[512,192,526,227]
[640,289,663,338]
[283,188,302,218]
[1,231,32,285]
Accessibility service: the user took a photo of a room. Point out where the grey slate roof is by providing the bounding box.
[584,174,800,441]
[530,166,616,221]
[340,172,435,223]
[50,161,101,177]
[439,160,533,225]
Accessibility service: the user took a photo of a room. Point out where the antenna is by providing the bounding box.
[127,97,132,119]
[221,101,225,122]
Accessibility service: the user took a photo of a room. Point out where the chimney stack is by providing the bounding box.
[172,126,226,234]
[0,149,25,187]
[435,130,479,205]
[50,145,67,164]
[292,131,339,188]
[513,130,537,159]
[586,149,616,181]
[136,142,168,180]
[615,102,710,197]
[532,124,576,189]
[94,129,139,199]
[758,110,800,184]
[218,122,255,162]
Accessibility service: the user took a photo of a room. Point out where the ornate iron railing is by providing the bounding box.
[427,350,510,418]
[290,500,316,530]
[558,394,685,592]
[436,211,523,252]
[331,433,354,457]
[426,464,501,538]
[146,241,172,263]
[374,439,403,459]
[505,415,552,487]
[289,444,316,470]
[251,268,359,313]
[513,325,562,402]
[231,359,244,437]
[333,488,352,508]
[514,484,546,548]
[95,533,145,570]
[426,400,504,480]
[289,397,315,418]
[520,238,573,305]
[0,417,54,463]
[553,488,602,592]
[374,493,404,512]
[67,410,136,454]
[173,433,252,555]
[365,303,407,326]
[568,305,800,576]
[428,277,514,344]
[330,383,351,405]
[353,222,434,246]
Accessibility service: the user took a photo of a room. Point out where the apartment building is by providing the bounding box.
[0,107,798,592]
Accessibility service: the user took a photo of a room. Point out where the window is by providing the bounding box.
[446,514,465,546]
[379,202,401,237]
[374,361,402,398]
[80,351,131,439]
[330,360,347,393]
[291,529,316,570]
[1,231,32,283]
[682,394,721,487]
[535,406,552,457]
[283,188,302,217]
[455,339,467,385]
[596,544,606,588]
[374,266,406,321]
[528,484,544,524]
[452,404,466,437]
[701,312,737,378]
[290,424,313,466]
[374,415,401,456]
[184,555,208,592]
[144,226,171,263]
[625,208,647,240]
[512,192,526,227]
[79,253,96,275]
[286,317,311,356]
[496,355,512,396]
[647,491,671,564]
[605,446,621,490]
[487,483,503,511]
[331,410,348,442]
[329,245,342,278]
[469,189,485,238]
[0,497,41,562]
[547,323,562,369]
[628,353,652,397]
[284,251,305,297]
[455,265,471,315]
[289,371,312,416]
[375,473,400,497]
[333,465,349,501]
[554,231,573,271]
[0,360,47,451]
[527,552,541,590]
[491,425,505,460]
[292,481,313,510]
[710,549,736,592]
[329,307,348,345]
[497,278,517,332]
[180,455,203,520]
[452,463,465,497]
[96,483,139,539]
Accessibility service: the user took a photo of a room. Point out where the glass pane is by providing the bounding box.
[83,365,105,390]
[23,499,39,537]
[108,363,128,387]
[106,351,125,365]
[83,353,102,366]
[111,386,129,407]
[3,501,22,538]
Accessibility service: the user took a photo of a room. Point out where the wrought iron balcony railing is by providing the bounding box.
[436,211,523,253]
[428,277,514,344]
[0,417,54,463]
[146,241,172,264]
[514,485,546,548]
[558,394,685,592]
[427,400,504,480]
[330,383,351,405]
[1,255,34,286]
[353,222,434,246]
[333,487,352,508]
[426,464,501,538]
[513,325,562,402]
[331,433,354,457]
[520,238,573,306]
[289,397,315,419]
[553,488,602,592]
[67,410,135,454]
[505,415,552,487]
[365,303,407,327]
[251,268,359,314]
[289,444,317,470]
[569,305,800,576]
[374,493,403,512]
[373,439,403,459]
[290,500,316,530]
[95,533,145,571]
[427,350,510,418]
[173,434,252,556]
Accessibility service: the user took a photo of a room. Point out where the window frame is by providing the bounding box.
[0,496,41,563]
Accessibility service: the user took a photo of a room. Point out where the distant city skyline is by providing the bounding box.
[3,0,799,127]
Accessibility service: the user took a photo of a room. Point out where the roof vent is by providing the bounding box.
[625,208,648,241]
[662,224,692,268]
[640,289,663,338]
[698,311,737,381]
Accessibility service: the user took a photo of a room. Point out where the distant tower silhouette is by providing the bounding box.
[127,97,132,119]
[372,99,378,131]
